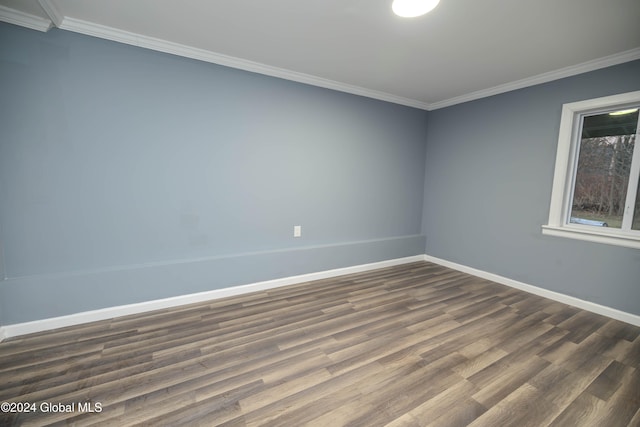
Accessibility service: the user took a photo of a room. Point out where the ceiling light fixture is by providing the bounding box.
[608,108,638,116]
[392,0,440,18]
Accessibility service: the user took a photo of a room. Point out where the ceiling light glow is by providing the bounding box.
[392,0,440,18]
[608,108,638,116]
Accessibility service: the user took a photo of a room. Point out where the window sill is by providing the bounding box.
[542,225,640,249]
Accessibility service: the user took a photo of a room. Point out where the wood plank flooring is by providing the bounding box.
[0,261,639,426]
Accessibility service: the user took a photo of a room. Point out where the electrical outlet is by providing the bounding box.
[294,225,302,237]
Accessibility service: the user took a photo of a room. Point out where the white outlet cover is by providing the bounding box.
[294,225,302,237]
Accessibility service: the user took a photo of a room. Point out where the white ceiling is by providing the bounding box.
[1,0,639,110]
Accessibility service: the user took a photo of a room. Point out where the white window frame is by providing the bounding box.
[542,90,640,249]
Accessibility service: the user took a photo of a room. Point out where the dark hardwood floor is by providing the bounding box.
[1,261,639,426]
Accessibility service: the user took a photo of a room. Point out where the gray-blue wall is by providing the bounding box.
[0,23,427,324]
[2,21,639,326]
[423,60,640,316]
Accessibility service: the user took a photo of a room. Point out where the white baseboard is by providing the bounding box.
[0,255,424,340]
[422,254,640,327]
[3,252,638,341]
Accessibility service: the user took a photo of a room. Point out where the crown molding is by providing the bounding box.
[428,48,640,110]
[2,7,638,111]
[55,17,640,111]
[38,0,63,27]
[0,5,52,32]
[59,17,430,111]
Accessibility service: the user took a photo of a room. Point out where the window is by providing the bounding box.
[543,91,640,249]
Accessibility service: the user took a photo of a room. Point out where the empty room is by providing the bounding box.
[1,0,639,425]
